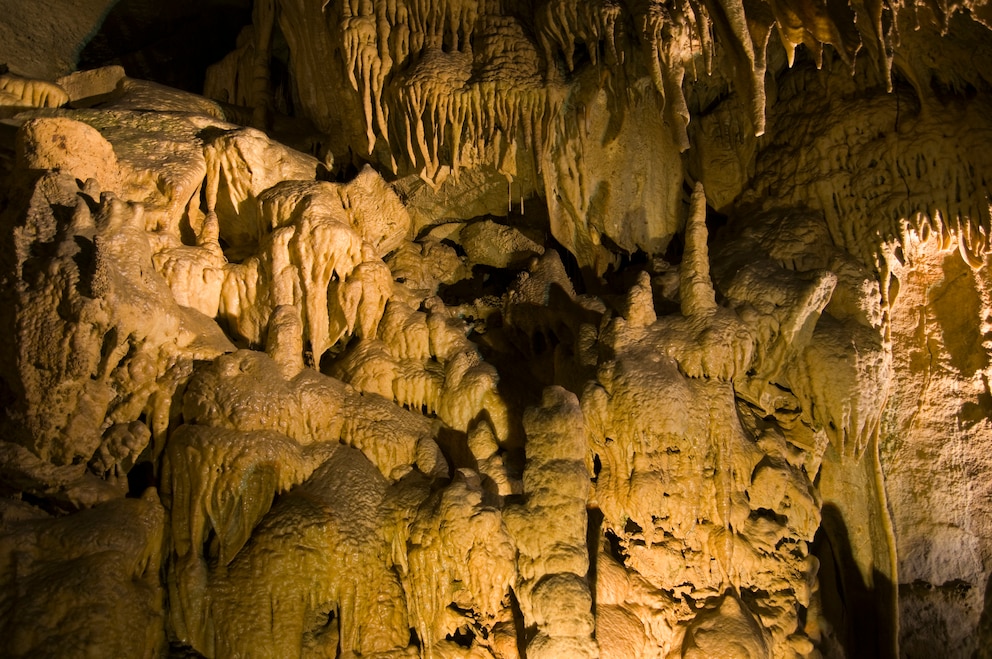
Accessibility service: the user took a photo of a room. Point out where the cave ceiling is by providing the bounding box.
[0,0,991,657]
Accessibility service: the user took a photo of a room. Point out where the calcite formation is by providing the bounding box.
[1,0,992,657]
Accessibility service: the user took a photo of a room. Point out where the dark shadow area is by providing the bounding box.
[705,202,729,240]
[437,263,520,306]
[587,505,604,616]
[975,570,992,654]
[79,0,252,93]
[508,587,530,658]
[166,641,208,658]
[433,426,479,474]
[959,374,992,430]
[126,460,156,497]
[812,502,897,658]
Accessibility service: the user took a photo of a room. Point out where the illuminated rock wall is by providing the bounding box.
[1,0,991,657]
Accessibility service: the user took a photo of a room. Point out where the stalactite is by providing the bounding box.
[5,2,992,656]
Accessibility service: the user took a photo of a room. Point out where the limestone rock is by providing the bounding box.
[16,117,121,192]
[2,2,992,657]
[0,491,165,658]
[55,65,126,105]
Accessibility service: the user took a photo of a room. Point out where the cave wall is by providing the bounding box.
[1,0,991,657]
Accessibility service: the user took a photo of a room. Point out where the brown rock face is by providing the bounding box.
[1,1,991,657]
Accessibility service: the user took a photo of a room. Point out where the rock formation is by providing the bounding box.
[1,0,991,656]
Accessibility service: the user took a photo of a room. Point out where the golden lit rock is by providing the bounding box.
[1,0,992,656]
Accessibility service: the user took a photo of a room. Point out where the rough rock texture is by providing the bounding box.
[1,0,992,658]
[0,0,118,81]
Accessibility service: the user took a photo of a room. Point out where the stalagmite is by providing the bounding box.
[681,182,718,316]
[400,470,517,657]
[265,304,306,378]
[3,1,992,657]
[504,386,597,657]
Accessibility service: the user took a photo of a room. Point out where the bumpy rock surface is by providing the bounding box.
[1,0,992,657]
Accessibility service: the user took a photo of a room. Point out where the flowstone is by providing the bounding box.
[2,0,992,656]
